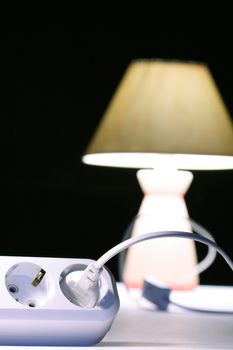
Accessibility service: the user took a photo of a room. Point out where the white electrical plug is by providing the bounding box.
[64,262,102,308]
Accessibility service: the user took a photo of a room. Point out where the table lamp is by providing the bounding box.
[82,59,233,290]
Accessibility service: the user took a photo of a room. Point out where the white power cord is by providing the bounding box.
[176,220,217,284]
[118,216,217,285]
[65,230,233,308]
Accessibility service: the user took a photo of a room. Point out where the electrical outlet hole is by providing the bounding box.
[8,284,19,293]
[27,300,37,308]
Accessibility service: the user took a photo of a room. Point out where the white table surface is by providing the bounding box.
[1,283,233,350]
[102,283,233,349]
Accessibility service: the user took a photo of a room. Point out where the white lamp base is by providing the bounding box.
[123,169,199,290]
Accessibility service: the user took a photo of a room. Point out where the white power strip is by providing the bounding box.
[0,256,119,346]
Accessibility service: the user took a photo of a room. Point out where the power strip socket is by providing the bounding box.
[0,255,119,346]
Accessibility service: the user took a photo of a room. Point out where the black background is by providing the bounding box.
[0,8,232,285]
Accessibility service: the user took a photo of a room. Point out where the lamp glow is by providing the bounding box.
[83,153,233,170]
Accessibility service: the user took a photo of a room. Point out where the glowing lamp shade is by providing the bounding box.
[82,60,233,289]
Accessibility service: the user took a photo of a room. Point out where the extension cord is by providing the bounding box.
[0,256,119,346]
[1,231,232,346]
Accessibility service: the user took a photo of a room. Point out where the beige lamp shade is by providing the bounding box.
[83,60,233,170]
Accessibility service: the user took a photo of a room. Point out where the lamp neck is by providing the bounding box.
[136,169,193,196]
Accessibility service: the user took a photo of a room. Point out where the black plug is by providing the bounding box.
[142,278,171,311]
